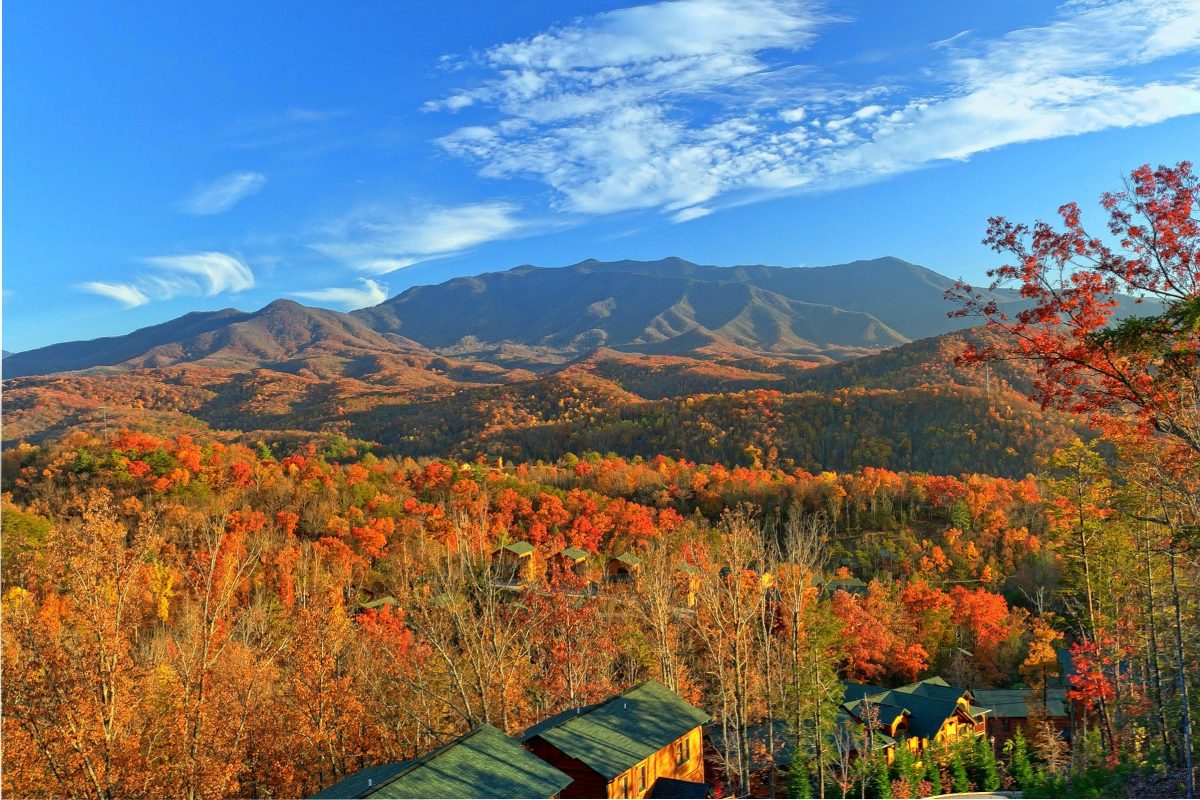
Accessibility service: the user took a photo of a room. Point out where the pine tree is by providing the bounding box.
[1007,728,1033,789]
[891,739,920,794]
[921,743,942,789]
[786,763,811,799]
[972,736,1000,791]
[871,751,893,798]
[949,745,971,793]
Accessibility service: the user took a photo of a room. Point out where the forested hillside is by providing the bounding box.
[2,163,1197,799]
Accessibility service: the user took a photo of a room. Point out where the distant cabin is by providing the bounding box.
[823,576,868,597]
[491,541,539,586]
[876,548,898,572]
[356,596,398,612]
[840,677,988,761]
[310,723,571,799]
[606,552,642,583]
[521,680,710,799]
[972,687,1071,745]
[550,547,593,580]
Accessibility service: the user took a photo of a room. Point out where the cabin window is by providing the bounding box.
[638,764,647,792]
[621,775,630,797]
[677,737,690,764]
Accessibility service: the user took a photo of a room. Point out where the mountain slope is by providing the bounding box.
[3,308,252,378]
[353,257,922,360]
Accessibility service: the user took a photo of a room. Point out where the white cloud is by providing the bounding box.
[293,278,389,309]
[671,206,714,223]
[426,0,1200,224]
[181,171,266,214]
[143,253,255,295]
[77,252,254,308]
[290,278,384,309]
[312,202,527,273]
[76,281,150,308]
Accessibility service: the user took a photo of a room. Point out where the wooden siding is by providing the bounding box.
[605,727,705,799]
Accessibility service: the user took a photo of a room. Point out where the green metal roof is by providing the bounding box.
[824,577,868,595]
[311,761,416,799]
[497,541,536,556]
[840,678,976,740]
[971,688,1067,719]
[312,724,571,799]
[558,546,590,561]
[521,680,710,780]
[675,562,702,575]
[358,596,398,610]
[611,551,642,566]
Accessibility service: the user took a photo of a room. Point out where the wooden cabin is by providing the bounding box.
[522,681,710,799]
[972,687,1071,745]
[311,724,571,799]
[606,551,642,583]
[491,541,539,587]
[841,677,988,762]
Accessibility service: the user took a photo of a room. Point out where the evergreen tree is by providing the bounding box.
[891,739,920,795]
[921,743,942,790]
[786,762,812,799]
[948,745,971,793]
[1006,728,1034,789]
[871,751,892,798]
[971,736,1000,791]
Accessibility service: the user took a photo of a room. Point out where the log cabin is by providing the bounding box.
[310,724,572,799]
[840,677,988,762]
[521,681,710,799]
[605,551,642,583]
[491,540,539,587]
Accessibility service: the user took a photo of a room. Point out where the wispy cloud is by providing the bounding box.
[180,171,266,214]
[312,201,527,273]
[76,281,151,308]
[143,253,255,295]
[76,252,255,308]
[428,0,1200,224]
[293,278,389,309]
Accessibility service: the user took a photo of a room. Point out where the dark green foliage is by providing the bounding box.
[948,746,970,793]
[1007,727,1034,789]
[969,735,1000,792]
[921,742,942,790]
[870,751,892,798]
[786,764,811,799]
[890,739,921,791]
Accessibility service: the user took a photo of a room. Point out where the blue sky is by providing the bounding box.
[5,0,1199,352]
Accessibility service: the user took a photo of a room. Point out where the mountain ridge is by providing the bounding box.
[5,255,1134,380]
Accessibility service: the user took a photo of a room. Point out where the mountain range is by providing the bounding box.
[1,256,1114,474]
[4,256,1014,378]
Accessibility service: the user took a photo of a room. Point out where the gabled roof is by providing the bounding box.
[495,541,536,556]
[610,551,642,566]
[825,577,868,595]
[557,546,590,561]
[521,680,710,780]
[312,724,570,799]
[840,681,882,703]
[839,677,976,740]
[675,562,702,576]
[358,596,399,610]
